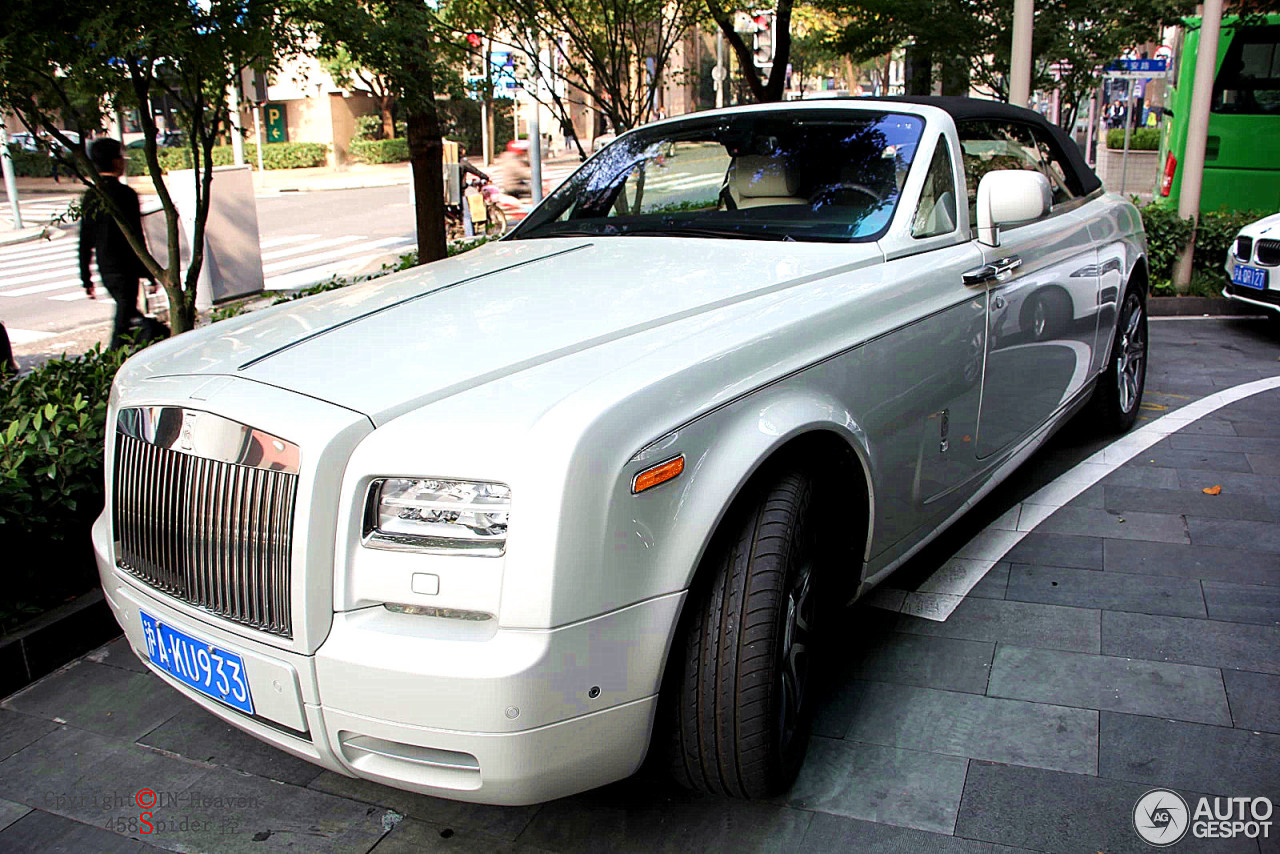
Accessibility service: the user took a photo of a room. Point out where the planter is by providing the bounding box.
[1095,146,1159,199]
[0,589,119,698]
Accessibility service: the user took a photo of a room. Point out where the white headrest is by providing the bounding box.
[729,156,798,199]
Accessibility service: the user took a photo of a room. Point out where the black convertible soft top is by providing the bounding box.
[851,95,1103,197]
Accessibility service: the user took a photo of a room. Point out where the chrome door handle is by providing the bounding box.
[962,255,1023,286]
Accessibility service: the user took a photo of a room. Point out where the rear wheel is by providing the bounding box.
[668,470,818,798]
[1089,285,1147,433]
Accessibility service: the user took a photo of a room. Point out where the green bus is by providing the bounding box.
[1157,14,1280,213]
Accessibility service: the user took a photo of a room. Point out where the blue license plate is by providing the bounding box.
[139,611,254,715]
[1232,264,1268,290]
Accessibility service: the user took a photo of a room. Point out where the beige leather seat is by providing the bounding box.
[727,155,807,209]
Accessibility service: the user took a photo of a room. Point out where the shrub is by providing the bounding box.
[353,114,384,142]
[1138,203,1195,282]
[125,141,329,174]
[350,138,410,164]
[6,145,54,177]
[0,343,144,629]
[1106,128,1160,151]
[1140,203,1270,287]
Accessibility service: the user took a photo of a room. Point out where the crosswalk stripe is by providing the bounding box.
[2,277,84,297]
[0,238,74,262]
[261,234,363,261]
[0,264,81,289]
[1,249,79,274]
[262,236,411,274]
[260,233,320,249]
[264,253,382,290]
[5,327,56,344]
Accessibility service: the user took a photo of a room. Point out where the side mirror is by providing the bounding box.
[976,170,1053,246]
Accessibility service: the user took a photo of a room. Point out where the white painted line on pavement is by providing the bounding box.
[261,234,364,262]
[262,236,410,274]
[264,253,381,290]
[259,233,320,249]
[0,249,79,273]
[3,276,84,297]
[0,237,72,262]
[5,328,55,344]
[871,374,1280,622]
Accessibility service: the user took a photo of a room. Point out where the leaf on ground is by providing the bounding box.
[1202,484,1222,496]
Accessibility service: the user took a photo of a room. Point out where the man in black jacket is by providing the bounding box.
[79,138,154,348]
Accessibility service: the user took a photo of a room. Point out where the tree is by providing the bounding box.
[461,0,703,140]
[320,46,398,139]
[302,0,461,264]
[706,0,796,102]
[0,0,292,333]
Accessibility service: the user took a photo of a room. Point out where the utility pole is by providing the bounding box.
[0,124,23,230]
[1009,0,1035,107]
[229,79,245,166]
[1172,0,1224,293]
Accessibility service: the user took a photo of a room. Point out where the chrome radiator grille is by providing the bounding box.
[112,408,300,638]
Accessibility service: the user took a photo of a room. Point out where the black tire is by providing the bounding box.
[1090,284,1147,433]
[668,470,819,798]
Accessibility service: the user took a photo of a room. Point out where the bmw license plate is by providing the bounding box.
[139,611,254,715]
[1232,264,1268,290]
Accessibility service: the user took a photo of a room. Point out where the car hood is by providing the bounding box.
[1240,212,1280,240]
[129,236,881,423]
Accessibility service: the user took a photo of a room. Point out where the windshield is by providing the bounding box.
[511,110,925,243]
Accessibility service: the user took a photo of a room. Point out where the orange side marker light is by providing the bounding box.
[632,455,685,494]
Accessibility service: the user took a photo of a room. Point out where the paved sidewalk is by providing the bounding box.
[1,317,1278,853]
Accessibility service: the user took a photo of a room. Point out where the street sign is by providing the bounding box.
[1105,58,1169,78]
[263,103,287,143]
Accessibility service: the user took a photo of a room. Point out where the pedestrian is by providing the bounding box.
[79,138,159,349]
[0,321,18,379]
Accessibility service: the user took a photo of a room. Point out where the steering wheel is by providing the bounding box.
[812,182,883,206]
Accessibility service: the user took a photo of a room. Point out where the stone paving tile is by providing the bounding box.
[798,810,1016,853]
[1102,611,1280,675]
[1188,517,1280,554]
[1103,539,1280,587]
[0,808,162,853]
[1166,418,1238,437]
[0,709,57,763]
[842,633,996,695]
[1099,712,1280,801]
[1033,507,1190,544]
[1202,581,1280,626]
[986,645,1232,726]
[1169,434,1280,454]
[1006,563,1207,618]
[896,598,1100,654]
[308,772,540,843]
[1223,670,1280,734]
[1098,464,1183,489]
[1231,420,1280,438]
[780,737,968,834]
[835,680,1097,775]
[519,776,813,854]
[370,817,554,854]
[1002,532,1103,570]
[1178,469,1280,496]
[1246,452,1280,475]
[0,798,30,833]
[138,706,325,787]
[83,637,147,674]
[954,761,1258,854]
[968,562,1010,599]
[1104,484,1277,522]
[1131,447,1255,473]
[2,662,180,742]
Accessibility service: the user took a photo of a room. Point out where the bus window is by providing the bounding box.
[1213,25,1280,115]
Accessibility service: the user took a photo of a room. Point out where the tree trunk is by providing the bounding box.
[380,98,396,139]
[904,45,932,96]
[406,107,447,265]
[940,55,969,96]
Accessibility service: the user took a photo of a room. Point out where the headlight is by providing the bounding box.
[364,478,510,556]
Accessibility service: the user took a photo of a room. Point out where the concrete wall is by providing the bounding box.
[1095,145,1160,201]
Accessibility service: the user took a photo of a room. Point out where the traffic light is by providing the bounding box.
[466,32,482,49]
[752,13,774,68]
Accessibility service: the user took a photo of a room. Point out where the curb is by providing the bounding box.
[0,589,120,699]
[1148,295,1265,317]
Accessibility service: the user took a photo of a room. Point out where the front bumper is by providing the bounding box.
[94,513,683,805]
[1222,286,1280,315]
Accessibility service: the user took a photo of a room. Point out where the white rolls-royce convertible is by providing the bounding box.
[96,97,1148,805]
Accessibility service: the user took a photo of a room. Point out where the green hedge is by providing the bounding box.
[0,343,144,630]
[1106,128,1160,150]
[349,138,410,164]
[5,145,57,177]
[1139,203,1271,285]
[126,141,329,175]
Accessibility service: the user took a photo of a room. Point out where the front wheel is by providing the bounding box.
[484,203,508,238]
[1089,285,1147,433]
[667,470,819,798]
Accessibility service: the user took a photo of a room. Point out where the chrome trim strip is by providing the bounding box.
[116,407,300,475]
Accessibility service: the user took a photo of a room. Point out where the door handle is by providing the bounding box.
[962,255,1023,286]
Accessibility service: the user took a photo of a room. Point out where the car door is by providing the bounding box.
[957,120,1102,460]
